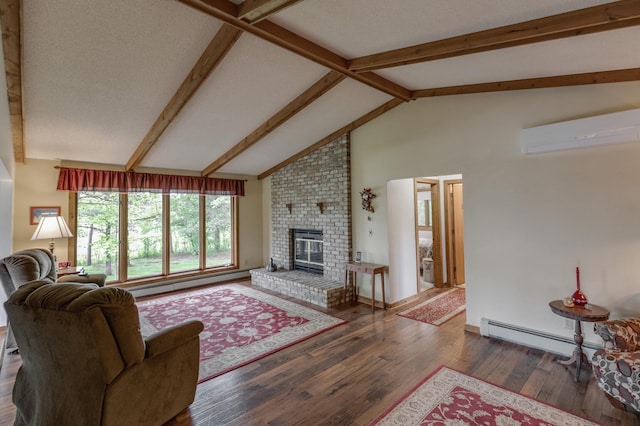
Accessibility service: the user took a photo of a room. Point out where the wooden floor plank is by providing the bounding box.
[0,281,636,425]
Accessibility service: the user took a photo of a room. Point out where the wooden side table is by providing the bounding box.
[344,261,387,313]
[57,266,84,277]
[549,300,610,382]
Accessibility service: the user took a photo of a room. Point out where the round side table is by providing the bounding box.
[548,300,610,382]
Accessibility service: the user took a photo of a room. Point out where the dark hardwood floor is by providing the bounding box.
[1,281,637,425]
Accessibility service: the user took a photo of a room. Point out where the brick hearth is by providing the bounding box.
[250,269,350,308]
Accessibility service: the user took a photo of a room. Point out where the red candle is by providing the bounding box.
[572,266,588,305]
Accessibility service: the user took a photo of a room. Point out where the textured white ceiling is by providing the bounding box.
[220,79,393,174]
[14,0,640,176]
[270,0,613,58]
[142,33,329,171]
[22,0,221,164]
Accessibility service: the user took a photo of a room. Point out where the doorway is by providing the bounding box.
[414,178,443,292]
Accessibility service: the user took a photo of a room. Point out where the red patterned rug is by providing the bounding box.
[371,366,599,425]
[136,284,345,383]
[398,288,465,326]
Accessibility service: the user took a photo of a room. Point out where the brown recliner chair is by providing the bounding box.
[0,248,107,292]
[0,248,107,351]
[5,280,203,426]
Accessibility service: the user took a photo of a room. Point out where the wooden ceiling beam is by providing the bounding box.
[238,0,303,24]
[258,98,404,179]
[178,0,412,101]
[349,0,640,72]
[202,70,345,176]
[126,24,242,171]
[0,0,25,163]
[412,68,640,98]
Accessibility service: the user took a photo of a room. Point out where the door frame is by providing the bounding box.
[444,179,463,287]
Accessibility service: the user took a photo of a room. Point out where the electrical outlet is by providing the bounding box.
[564,318,573,330]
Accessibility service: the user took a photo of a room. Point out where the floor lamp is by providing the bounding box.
[31,215,73,262]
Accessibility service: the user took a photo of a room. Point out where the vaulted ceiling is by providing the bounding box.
[2,0,639,178]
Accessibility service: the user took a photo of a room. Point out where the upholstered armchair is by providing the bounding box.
[0,248,106,351]
[592,318,640,415]
[0,248,106,294]
[5,280,204,426]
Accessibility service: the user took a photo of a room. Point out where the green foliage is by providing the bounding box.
[76,191,233,280]
[206,195,231,254]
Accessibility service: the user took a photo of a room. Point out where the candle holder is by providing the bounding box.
[571,289,588,306]
[571,267,588,306]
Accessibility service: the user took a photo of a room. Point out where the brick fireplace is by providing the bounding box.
[269,134,352,281]
[250,134,353,307]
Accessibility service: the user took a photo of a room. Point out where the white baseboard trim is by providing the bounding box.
[480,318,601,359]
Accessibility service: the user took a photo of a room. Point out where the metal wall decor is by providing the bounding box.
[359,188,376,213]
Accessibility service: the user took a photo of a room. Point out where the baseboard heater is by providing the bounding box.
[129,269,251,298]
[480,318,600,358]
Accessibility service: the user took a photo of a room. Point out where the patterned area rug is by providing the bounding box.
[371,366,599,425]
[137,284,345,383]
[397,288,465,326]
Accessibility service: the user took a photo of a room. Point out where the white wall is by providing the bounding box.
[386,178,417,302]
[351,82,640,348]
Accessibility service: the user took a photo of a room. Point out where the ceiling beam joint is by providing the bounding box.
[178,0,412,101]
[238,0,303,24]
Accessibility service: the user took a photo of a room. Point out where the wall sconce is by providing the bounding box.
[316,202,325,214]
[286,203,292,213]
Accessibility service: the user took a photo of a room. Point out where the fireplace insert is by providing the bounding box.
[292,229,323,274]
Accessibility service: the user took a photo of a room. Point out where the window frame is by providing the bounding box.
[68,191,239,287]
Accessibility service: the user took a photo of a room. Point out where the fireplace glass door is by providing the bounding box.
[292,229,323,274]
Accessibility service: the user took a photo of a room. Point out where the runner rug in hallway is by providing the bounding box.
[370,366,599,426]
[397,287,465,326]
[136,284,345,383]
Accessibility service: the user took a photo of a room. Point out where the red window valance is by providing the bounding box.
[57,167,245,196]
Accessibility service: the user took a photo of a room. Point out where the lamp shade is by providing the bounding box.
[31,215,73,241]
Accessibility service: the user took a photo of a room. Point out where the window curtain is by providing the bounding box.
[57,167,245,196]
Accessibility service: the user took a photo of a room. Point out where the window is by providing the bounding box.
[76,192,120,280]
[170,193,200,273]
[75,191,237,283]
[128,192,163,279]
[205,195,233,268]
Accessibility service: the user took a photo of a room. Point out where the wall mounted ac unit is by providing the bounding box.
[520,108,640,154]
